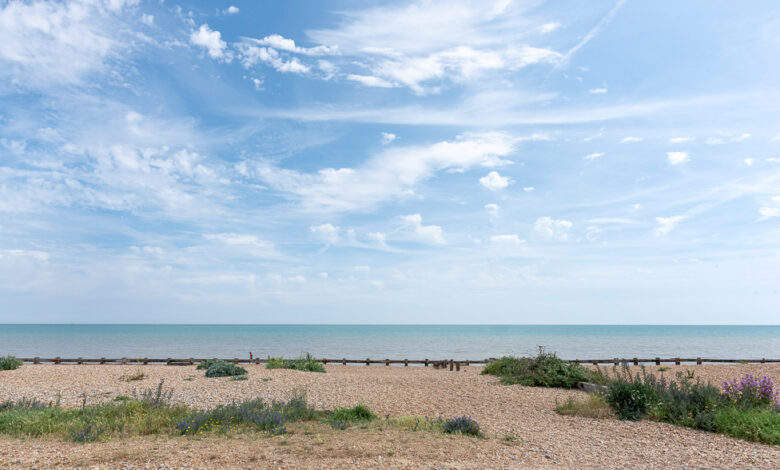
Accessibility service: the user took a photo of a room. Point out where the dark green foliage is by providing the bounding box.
[0,355,22,371]
[711,407,780,445]
[330,404,376,422]
[176,392,314,435]
[441,416,481,436]
[265,353,325,373]
[231,375,248,381]
[606,380,657,420]
[196,359,219,370]
[482,349,589,389]
[204,360,248,378]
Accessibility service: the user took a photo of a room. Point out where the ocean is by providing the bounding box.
[0,324,778,360]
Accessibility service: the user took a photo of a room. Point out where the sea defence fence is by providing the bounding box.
[13,356,780,371]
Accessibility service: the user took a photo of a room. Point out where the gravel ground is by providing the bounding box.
[0,363,778,469]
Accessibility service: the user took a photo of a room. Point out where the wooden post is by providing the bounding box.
[696,357,702,365]
[54,357,61,365]
[592,361,598,366]
[342,358,346,366]
[633,358,638,366]
[166,358,171,366]
[404,359,409,367]
[449,359,454,371]
[77,357,83,365]
[761,358,766,364]
[674,358,681,366]
[465,360,470,366]
[424,358,429,367]
[655,357,661,366]
[189,358,194,365]
[613,358,619,366]
[385,359,390,366]
[366,358,370,366]
[323,359,329,365]
[143,357,149,365]
[33,357,40,364]
[456,361,460,371]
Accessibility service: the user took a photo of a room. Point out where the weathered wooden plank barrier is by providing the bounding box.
[13,357,780,367]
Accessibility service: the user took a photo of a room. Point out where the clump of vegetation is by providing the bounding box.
[441,416,481,437]
[196,359,218,370]
[265,353,325,373]
[120,367,146,382]
[71,422,106,443]
[585,366,780,445]
[482,348,589,389]
[176,392,314,435]
[330,404,376,422]
[555,394,613,419]
[0,355,22,371]
[204,360,248,378]
[133,380,174,408]
[231,375,249,381]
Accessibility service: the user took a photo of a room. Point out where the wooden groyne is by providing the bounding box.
[13,356,780,370]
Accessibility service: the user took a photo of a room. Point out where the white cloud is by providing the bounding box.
[584,152,604,161]
[310,223,340,244]
[1,139,26,154]
[589,88,607,94]
[236,44,308,73]
[223,6,239,15]
[479,171,511,190]
[204,233,281,258]
[758,196,780,219]
[484,203,500,218]
[346,74,394,88]
[705,133,751,145]
[669,136,694,143]
[141,14,154,26]
[252,132,517,211]
[582,129,604,142]
[307,0,561,93]
[490,234,524,245]
[772,133,780,141]
[367,232,389,248]
[0,0,135,87]
[533,216,573,241]
[251,77,264,90]
[766,158,780,164]
[654,215,686,236]
[523,186,535,192]
[667,151,690,165]
[380,132,397,144]
[190,24,231,61]
[318,60,338,79]
[620,136,643,143]
[245,34,338,56]
[400,214,444,245]
[539,22,561,34]
[744,158,754,166]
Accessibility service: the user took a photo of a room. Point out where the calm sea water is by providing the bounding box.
[0,325,778,360]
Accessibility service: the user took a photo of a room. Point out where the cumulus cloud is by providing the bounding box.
[310,223,340,244]
[533,216,573,241]
[190,24,231,61]
[223,6,239,15]
[479,171,511,190]
[667,151,690,165]
[400,214,444,245]
[744,158,754,166]
[141,14,154,26]
[484,203,500,218]
[584,152,604,161]
[705,133,750,145]
[245,34,338,56]
[251,132,517,211]
[758,196,780,219]
[367,231,389,248]
[490,234,524,245]
[654,215,686,236]
[346,74,394,88]
[523,186,535,192]
[236,43,308,73]
[380,132,397,144]
[539,22,561,33]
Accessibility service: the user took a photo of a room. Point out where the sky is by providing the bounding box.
[1,0,779,324]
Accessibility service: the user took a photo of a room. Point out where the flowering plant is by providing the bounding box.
[722,375,779,409]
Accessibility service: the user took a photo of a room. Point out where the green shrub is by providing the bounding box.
[441,416,481,436]
[556,394,613,419]
[606,380,657,420]
[331,404,376,422]
[204,361,247,378]
[482,349,589,389]
[711,406,780,446]
[196,359,219,370]
[0,355,22,371]
[265,353,325,373]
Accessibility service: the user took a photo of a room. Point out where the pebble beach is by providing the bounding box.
[1,363,779,469]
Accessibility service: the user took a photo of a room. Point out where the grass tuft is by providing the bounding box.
[266,353,325,373]
[555,394,613,419]
[330,404,376,422]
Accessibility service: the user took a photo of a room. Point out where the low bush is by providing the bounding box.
[196,359,219,370]
[711,406,780,445]
[441,416,481,437]
[555,394,613,419]
[0,355,22,371]
[176,392,314,435]
[330,404,376,422]
[204,361,247,378]
[722,375,779,409]
[265,353,325,373]
[482,349,589,389]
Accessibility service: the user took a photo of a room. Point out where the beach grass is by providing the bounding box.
[266,353,325,373]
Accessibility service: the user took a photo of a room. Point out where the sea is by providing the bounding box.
[0,324,778,361]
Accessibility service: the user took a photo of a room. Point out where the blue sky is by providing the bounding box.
[1,0,779,324]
